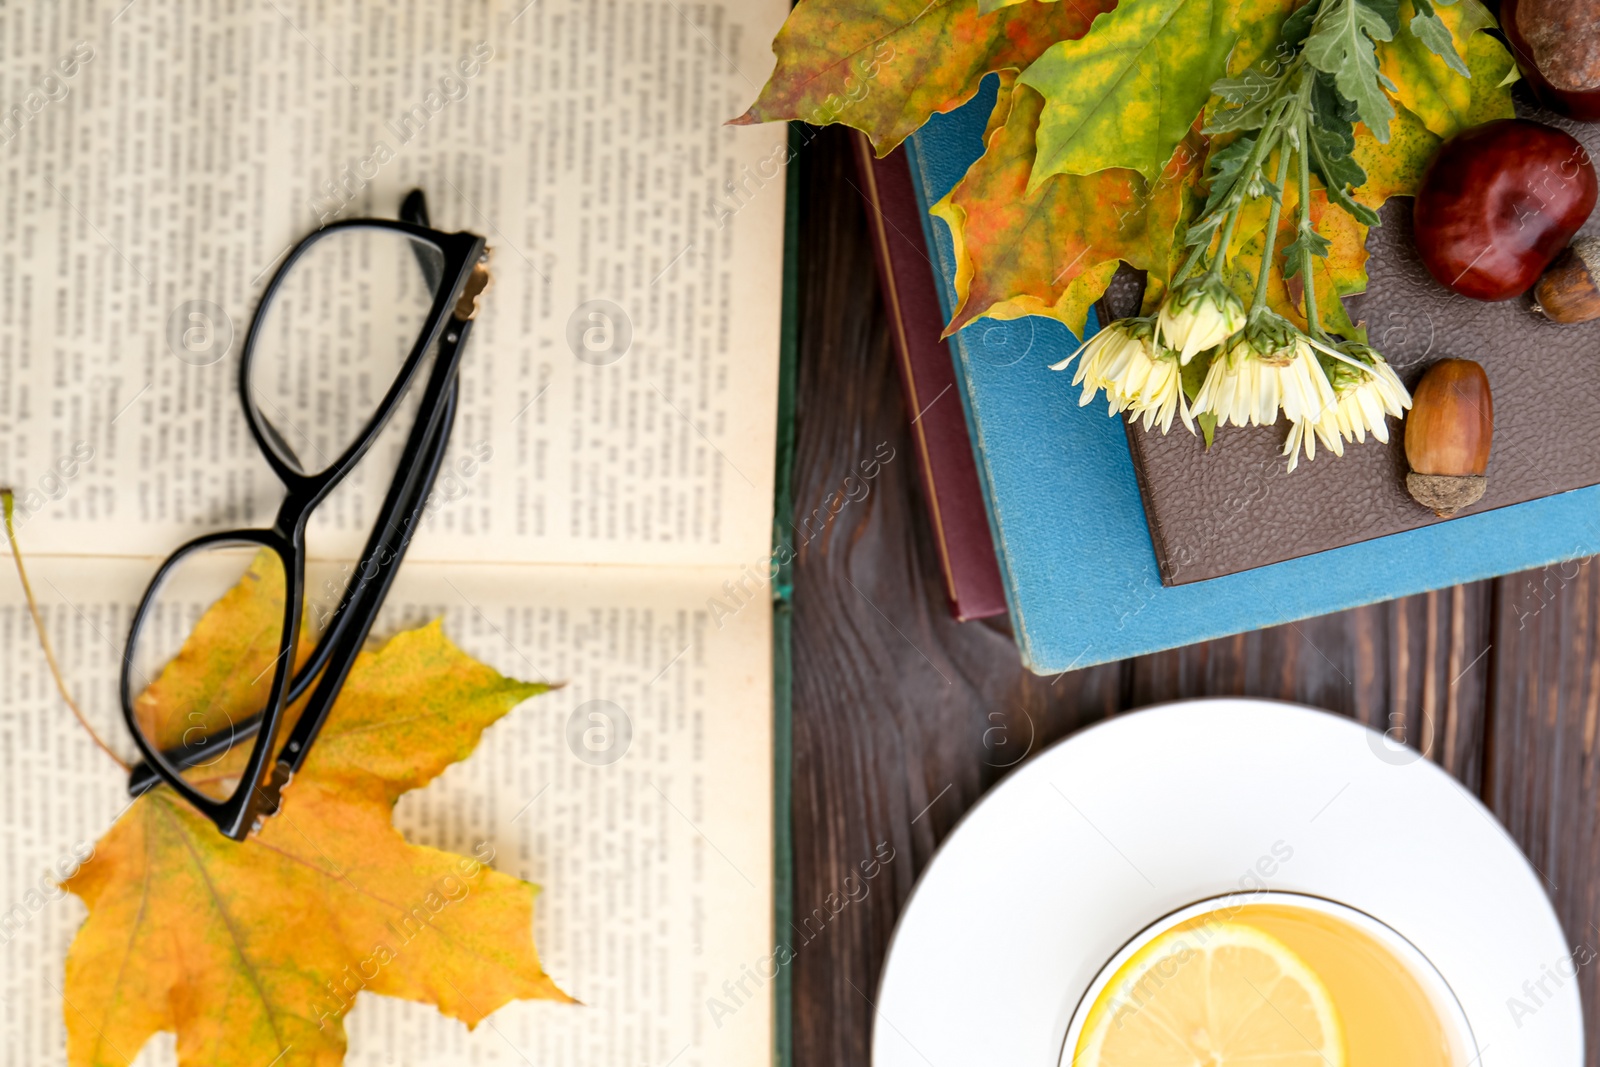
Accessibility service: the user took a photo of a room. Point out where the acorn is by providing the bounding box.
[1404,359,1493,517]
[1533,236,1600,324]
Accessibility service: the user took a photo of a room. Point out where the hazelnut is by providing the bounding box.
[1404,359,1493,517]
[1533,236,1600,325]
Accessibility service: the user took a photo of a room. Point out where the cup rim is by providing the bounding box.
[1057,889,1480,1066]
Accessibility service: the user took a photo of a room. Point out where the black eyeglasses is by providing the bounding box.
[122,190,490,841]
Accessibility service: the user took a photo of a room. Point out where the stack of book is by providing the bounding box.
[856,77,1600,674]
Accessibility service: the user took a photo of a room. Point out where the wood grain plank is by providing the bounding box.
[1125,588,1490,765]
[1485,562,1600,1055]
[789,127,1125,1067]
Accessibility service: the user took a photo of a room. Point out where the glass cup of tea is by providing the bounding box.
[1059,890,1478,1067]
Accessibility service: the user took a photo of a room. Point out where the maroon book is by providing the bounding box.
[851,132,1007,622]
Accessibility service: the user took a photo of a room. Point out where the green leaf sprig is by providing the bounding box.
[1181,0,1466,303]
[1062,0,1466,468]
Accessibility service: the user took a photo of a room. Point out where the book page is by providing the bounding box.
[0,0,787,569]
[0,556,774,1067]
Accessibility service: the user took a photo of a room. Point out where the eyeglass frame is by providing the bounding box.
[121,190,489,842]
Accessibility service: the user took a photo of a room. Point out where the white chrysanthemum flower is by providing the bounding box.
[1192,332,1335,430]
[1051,320,1192,434]
[1283,349,1412,472]
[1156,280,1246,364]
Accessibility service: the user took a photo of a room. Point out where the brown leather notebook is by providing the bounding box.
[1119,95,1600,587]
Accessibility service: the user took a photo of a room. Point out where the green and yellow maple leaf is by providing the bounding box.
[64,554,568,1067]
[1348,17,1512,198]
[1375,0,1513,138]
[930,82,1204,338]
[1225,0,1305,76]
[1351,105,1440,205]
[1017,0,1296,185]
[1308,189,1373,335]
[931,84,1139,337]
[734,0,1115,156]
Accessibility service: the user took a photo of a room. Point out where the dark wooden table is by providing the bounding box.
[787,124,1600,1066]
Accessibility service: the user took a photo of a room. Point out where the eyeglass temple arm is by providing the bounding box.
[401,188,431,228]
[266,385,460,786]
[244,321,472,823]
[125,320,470,798]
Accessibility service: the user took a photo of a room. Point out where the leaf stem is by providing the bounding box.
[1202,98,1289,283]
[1253,143,1295,311]
[1173,240,1208,288]
[1297,110,1322,338]
[1209,198,1246,283]
[2,490,129,771]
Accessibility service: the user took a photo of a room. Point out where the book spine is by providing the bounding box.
[850,131,1007,622]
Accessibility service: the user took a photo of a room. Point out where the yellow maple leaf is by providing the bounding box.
[63,554,570,1067]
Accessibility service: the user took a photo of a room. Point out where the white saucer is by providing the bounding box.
[872,700,1582,1066]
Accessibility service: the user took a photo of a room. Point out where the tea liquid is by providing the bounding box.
[1173,903,1467,1066]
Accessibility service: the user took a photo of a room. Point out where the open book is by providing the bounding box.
[0,2,788,1065]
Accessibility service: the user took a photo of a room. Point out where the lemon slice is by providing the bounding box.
[1073,918,1345,1067]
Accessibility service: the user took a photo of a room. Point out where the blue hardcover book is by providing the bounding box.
[904,78,1600,674]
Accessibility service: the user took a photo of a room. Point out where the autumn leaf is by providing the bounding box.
[1350,104,1440,205]
[1017,0,1293,184]
[1143,125,1210,311]
[1224,0,1305,76]
[1375,0,1512,138]
[64,553,568,1067]
[733,0,1115,156]
[931,84,1138,337]
[1456,21,1518,128]
[1309,189,1373,334]
[930,82,1205,338]
[128,554,310,763]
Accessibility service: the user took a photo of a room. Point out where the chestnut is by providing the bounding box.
[1502,0,1600,122]
[1413,120,1598,301]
